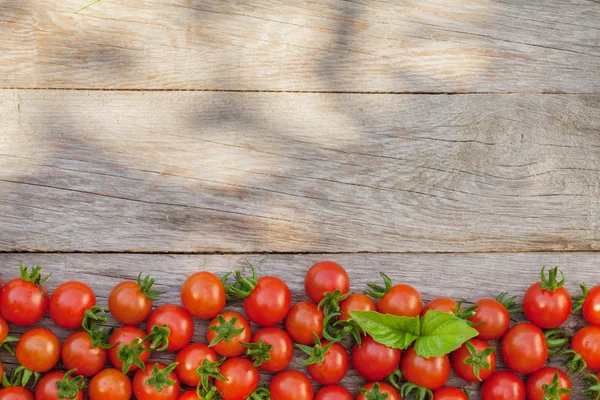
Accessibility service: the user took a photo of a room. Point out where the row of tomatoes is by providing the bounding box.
[0,261,599,400]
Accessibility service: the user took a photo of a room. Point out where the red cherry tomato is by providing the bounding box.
[174,343,218,387]
[244,276,291,326]
[315,385,353,400]
[356,382,401,400]
[35,371,84,400]
[401,347,450,391]
[248,327,293,373]
[285,301,324,345]
[89,368,132,400]
[109,274,163,325]
[147,304,194,351]
[16,328,60,372]
[181,272,226,319]
[451,339,496,382]
[468,298,510,340]
[0,266,48,326]
[270,370,313,400]
[108,326,151,373]
[582,285,600,326]
[522,267,571,329]
[339,294,376,321]
[49,281,96,329]
[422,298,457,316]
[306,341,349,385]
[571,326,600,370]
[0,387,34,400]
[61,330,107,376]
[352,335,401,382]
[214,357,259,400]
[526,367,571,400]
[177,392,198,400]
[378,284,422,317]
[433,387,468,400]
[133,362,180,400]
[501,322,547,374]
[481,371,526,400]
[207,311,251,357]
[304,261,350,303]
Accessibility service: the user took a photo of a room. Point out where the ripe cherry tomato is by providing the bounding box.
[339,294,376,321]
[356,382,401,400]
[35,371,84,400]
[215,357,259,400]
[401,347,450,391]
[109,273,164,325]
[244,276,291,326]
[108,326,151,373]
[61,330,107,376]
[248,327,293,373]
[285,301,324,345]
[147,304,194,351]
[368,273,422,317]
[451,339,496,382]
[174,343,218,387]
[89,368,132,400]
[0,387,34,400]
[481,371,525,400]
[306,341,349,385]
[501,322,547,374]
[581,285,600,326]
[270,370,313,400]
[177,391,198,400]
[207,311,251,357]
[315,385,353,400]
[433,387,468,400]
[422,298,457,316]
[134,363,180,400]
[49,281,96,329]
[352,335,401,382]
[0,266,48,326]
[181,272,226,319]
[571,326,600,370]
[468,298,510,340]
[304,261,350,303]
[526,367,571,400]
[16,328,60,372]
[522,267,571,329]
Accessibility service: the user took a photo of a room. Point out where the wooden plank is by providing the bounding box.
[0,0,599,92]
[1,90,599,253]
[0,252,596,399]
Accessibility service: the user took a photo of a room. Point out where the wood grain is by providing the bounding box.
[1,90,599,253]
[0,252,597,399]
[0,0,599,92]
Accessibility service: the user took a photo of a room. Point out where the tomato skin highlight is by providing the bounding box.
[378,284,422,317]
[451,339,496,382]
[0,278,48,326]
[481,371,525,400]
[35,371,84,400]
[526,367,571,400]
[468,298,510,340]
[109,281,152,325]
[270,370,313,400]
[250,327,293,373]
[0,387,34,400]
[108,326,151,373]
[352,335,401,382]
[422,298,457,316]
[147,304,194,351]
[500,322,547,374]
[571,326,600,370]
[523,282,571,329]
[181,272,226,319]
[583,285,600,326]
[307,341,349,385]
[215,357,259,400]
[401,347,450,391]
[433,386,468,400]
[355,382,401,400]
[61,330,107,377]
[285,301,324,345]
[133,362,180,400]
[304,261,350,303]
[16,328,60,373]
[207,311,251,357]
[315,385,353,400]
[244,276,291,326]
[174,343,218,387]
[49,281,96,329]
[89,368,132,400]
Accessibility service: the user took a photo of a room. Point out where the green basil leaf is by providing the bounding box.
[349,310,420,349]
[414,309,479,358]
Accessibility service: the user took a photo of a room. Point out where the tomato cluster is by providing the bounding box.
[0,262,598,400]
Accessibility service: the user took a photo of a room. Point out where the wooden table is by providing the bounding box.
[1,1,599,398]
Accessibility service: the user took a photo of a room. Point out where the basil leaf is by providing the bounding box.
[414,310,479,358]
[349,310,420,349]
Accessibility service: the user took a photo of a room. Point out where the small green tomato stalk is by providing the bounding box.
[243,340,274,367]
[2,366,40,388]
[19,262,50,295]
[318,290,364,345]
[81,306,116,350]
[544,329,570,356]
[208,315,244,347]
[365,272,394,299]
[117,338,148,374]
[385,368,403,390]
[542,372,572,400]
[137,272,166,302]
[360,383,393,400]
[496,292,522,316]
[144,324,171,352]
[55,370,85,400]
[562,349,587,374]
[539,266,566,292]
[296,333,333,366]
[582,373,600,400]
[0,335,18,356]
[146,363,179,393]
[400,383,433,400]
[246,386,270,400]
[221,261,258,301]
[195,358,225,392]
[463,341,494,381]
[453,301,478,326]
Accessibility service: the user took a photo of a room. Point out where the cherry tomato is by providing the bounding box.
[248,327,293,373]
[89,368,132,400]
[481,371,526,400]
[147,304,194,351]
[305,261,350,303]
[468,298,510,340]
[339,294,376,321]
[522,267,571,329]
[109,274,164,325]
[181,272,226,319]
[207,311,251,357]
[451,339,496,382]
[422,298,457,316]
[270,370,313,400]
[175,343,218,387]
[582,285,600,326]
[433,387,468,400]
[108,326,151,373]
[177,391,198,400]
[134,363,180,400]
[49,281,96,329]
[571,326,600,370]
[501,322,547,374]
[315,385,353,400]
[0,387,34,400]
[306,341,349,385]
[16,328,60,372]
[61,330,107,376]
[526,367,571,400]
[0,266,48,326]
[356,382,401,400]
[352,335,401,382]
[35,371,84,400]
[401,347,450,391]
[378,284,422,317]
[215,357,259,400]
[244,276,291,326]
[285,301,324,345]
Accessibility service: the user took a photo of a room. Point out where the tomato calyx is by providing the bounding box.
[453,301,478,325]
[55,369,84,400]
[582,373,600,400]
[246,386,270,400]
[221,261,258,300]
[195,358,225,391]
[18,262,50,295]
[365,272,393,299]
[296,333,333,365]
[539,266,566,292]
[145,362,179,392]
[144,324,171,351]
[195,385,219,400]
[322,311,362,346]
[2,366,40,388]
[208,315,245,347]
[0,336,19,356]
[561,349,587,374]
[360,383,392,400]
[385,368,403,390]
[496,292,522,315]
[243,339,274,367]
[573,283,589,313]
[462,341,494,381]
[117,338,148,374]
[544,329,570,356]
[541,372,572,400]
[137,272,166,301]
[318,290,351,316]
[400,382,433,400]
[81,306,115,349]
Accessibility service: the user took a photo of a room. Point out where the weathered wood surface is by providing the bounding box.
[0,252,596,398]
[1,90,599,253]
[1,0,599,92]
